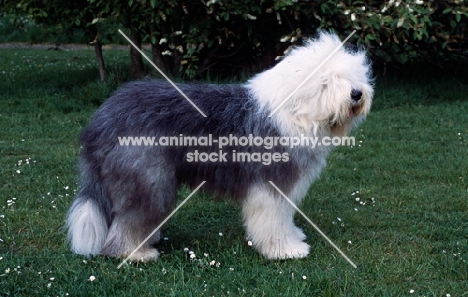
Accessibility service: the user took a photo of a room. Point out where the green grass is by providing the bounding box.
[0,47,467,296]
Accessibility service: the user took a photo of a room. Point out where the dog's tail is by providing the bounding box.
[66,168,109,256]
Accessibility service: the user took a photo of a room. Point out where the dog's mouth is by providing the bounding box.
[349,106,361,118]
[330,106,358,128]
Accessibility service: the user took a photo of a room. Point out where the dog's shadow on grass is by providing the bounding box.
[157,189,245,255]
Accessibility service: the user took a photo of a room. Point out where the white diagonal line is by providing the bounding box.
[117,181,206,269]
[268,30,356,117]
[117,29,207,118]
[268,181,357,268]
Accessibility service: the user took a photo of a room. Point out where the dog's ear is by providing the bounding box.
[317,68,351,124]
[319,68,336,87]
[318,68,340,105]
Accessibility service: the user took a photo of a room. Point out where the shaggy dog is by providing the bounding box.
[67,32,373,262]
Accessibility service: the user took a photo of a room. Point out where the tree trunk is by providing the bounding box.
[129,31,145,78]
[92,33,107,82]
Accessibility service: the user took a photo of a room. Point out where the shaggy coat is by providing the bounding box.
[67,33,373,261]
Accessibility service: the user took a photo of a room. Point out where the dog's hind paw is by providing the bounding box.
[126,248,160,263]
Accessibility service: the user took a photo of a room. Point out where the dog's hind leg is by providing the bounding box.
[100,209,168,262]
[99,150,177,262]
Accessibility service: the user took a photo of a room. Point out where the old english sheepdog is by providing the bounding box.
[67,32,373,262]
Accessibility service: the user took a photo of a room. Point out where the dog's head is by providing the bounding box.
[248,32,373,137]
[316,34,373,137]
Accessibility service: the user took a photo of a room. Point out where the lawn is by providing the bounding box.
[0,47,467,296]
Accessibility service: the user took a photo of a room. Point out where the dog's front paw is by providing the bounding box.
[255,239,310,260]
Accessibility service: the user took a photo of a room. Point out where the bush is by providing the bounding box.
[123,0,466,77]
[303,0,468,64]
[3,0,467,78]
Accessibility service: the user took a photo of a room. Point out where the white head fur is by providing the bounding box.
[247,32,373,138]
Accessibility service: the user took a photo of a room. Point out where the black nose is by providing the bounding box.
[351,89,362,101]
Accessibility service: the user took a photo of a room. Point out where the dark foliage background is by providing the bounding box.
[1,0,467,78]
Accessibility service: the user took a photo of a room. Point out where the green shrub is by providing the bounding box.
[131,0,468,77]
[3,0,467,78]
